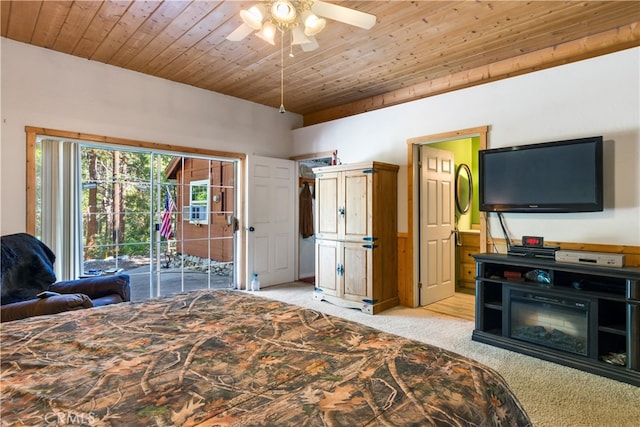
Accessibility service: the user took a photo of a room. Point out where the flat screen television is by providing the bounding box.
[479,136,603,213]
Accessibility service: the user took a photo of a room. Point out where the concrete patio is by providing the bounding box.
[85,255,235,302]
[125,265,235,301]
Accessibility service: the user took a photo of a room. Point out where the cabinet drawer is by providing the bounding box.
[459,231,480,246]
[459,248,476,262]
[460,263,476,283]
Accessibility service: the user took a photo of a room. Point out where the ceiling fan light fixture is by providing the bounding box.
[272,0,297,24]
[240,5,266,30]
[301,11,325,36]
[256,21,277,45]
[291,26,310,45]
[227,1,377,113]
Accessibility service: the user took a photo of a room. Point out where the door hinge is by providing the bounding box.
[418,282,423,289]
[362,244,378,249]
[362,236,378,242]
[362,169,376,174]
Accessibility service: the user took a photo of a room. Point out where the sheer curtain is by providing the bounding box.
[40,139,82,280]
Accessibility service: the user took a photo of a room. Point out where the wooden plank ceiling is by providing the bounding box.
[2,1,639,125]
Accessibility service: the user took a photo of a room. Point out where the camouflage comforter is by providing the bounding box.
[1,289,530,426]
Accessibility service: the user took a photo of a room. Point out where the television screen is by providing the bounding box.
[479,136,603,213]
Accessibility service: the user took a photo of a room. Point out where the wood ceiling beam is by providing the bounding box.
[304,23,640,127]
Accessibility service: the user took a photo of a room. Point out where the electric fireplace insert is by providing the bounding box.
[510,290,589,356]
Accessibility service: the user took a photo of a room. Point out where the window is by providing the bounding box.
[27,127,244,299]
[188,179,210,224]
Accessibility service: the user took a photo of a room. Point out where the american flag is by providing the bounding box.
[160,187,175,239]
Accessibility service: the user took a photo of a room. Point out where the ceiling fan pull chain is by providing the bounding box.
[279,29,286,114]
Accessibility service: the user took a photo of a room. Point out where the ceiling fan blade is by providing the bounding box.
[226,23,253,41]
[311,0,376,30]
[301,36,319,52]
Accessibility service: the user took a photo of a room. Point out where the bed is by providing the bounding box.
[1,289,531,426]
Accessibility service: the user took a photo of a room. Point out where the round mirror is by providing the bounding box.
[455,163,473,214]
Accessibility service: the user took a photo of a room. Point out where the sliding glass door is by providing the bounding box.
[36,138,238,301]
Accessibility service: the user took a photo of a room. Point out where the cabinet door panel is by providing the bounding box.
[343,171,371,241]
[316,173,340,240]
[342,242,372,301]
[315,240,339,296]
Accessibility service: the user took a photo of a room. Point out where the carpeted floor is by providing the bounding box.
[254,281,640,427]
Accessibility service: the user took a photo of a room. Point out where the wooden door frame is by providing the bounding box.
[289,150,335,280]
[405,126,488,307]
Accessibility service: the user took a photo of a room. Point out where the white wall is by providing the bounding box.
[2,39,638,246]
[291,48,640,246]
[0,38,302,234]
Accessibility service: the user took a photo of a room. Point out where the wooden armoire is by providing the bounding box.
[312,161,399,314]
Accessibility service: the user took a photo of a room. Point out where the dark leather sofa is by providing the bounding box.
[1,233,131,322]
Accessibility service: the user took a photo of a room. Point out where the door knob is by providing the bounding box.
[249,226,255,232]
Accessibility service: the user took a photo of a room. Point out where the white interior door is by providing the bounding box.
[419,146,455,305]
[246,155,296,288]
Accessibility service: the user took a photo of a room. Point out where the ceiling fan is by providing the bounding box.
[226,0,376,52]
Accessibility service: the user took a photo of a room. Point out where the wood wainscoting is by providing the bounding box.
[397,233,412,307]
[397,232,640,308]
